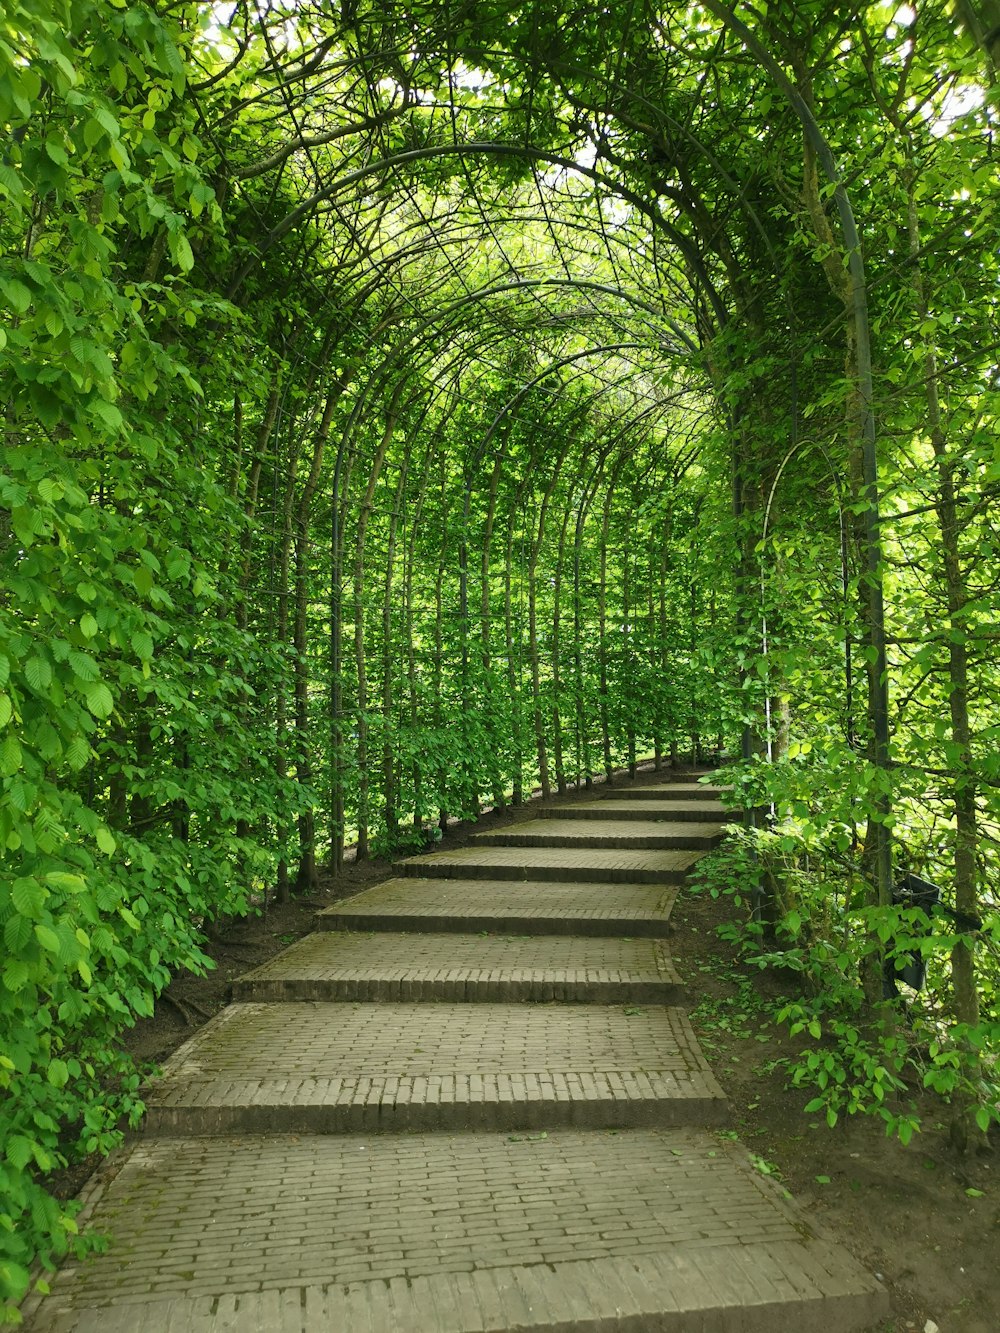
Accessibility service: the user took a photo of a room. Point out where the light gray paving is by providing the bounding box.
[233,931,684,1004]
[317,878,678,936]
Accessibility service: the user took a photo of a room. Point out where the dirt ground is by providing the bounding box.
[57,776,998,1332]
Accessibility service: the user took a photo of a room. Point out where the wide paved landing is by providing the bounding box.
[602,781,732,801]
[395,845,700,883]
[473,817,725,850]
[316,877,678,935]
[143,1002,726,1134]
[32,1130,884,1331]
[544,799,730,823]
[233,931,684,1003]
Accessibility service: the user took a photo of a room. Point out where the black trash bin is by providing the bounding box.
[884,873,941,996]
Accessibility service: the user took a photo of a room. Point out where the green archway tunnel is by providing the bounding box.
[3,0,1000,1304]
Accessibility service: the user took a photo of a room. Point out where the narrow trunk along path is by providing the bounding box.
[24,772,889,1331]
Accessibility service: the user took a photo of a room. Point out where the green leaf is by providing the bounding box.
[2,277,31,313]
[0,693,12,727]
[96,826,116,855]
[5,1136,34,1170]
[80,613,98,638]
[34,923,61,955]
[83,680,114,718]
[45,136,69,166]
[965,1187,984,1198]
[11,879,45,917]
[0,1258,31,1301]
[4,914,33,951]
[47,1059,69,1089]
[69,651,100,682]
[90,399,123,432]
[131,631,153,661]
[170,232,194,272]
[45,872,85,893]
[3,960,30,993]
[0,733,23,775]
[66,734,91,769]
[25,656,52,691]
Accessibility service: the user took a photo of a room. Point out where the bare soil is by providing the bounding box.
[671,887,999,1333]
[56,773,999,1332]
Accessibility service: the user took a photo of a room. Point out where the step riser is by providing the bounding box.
[144,1095,728,1138]
[474,832,722,851]
[34,1276,888,1333]
[231,978,685,1005]
[315,911,673,937]
[603,789,727,801]
[397,861,690,884]
[536,806,731,823]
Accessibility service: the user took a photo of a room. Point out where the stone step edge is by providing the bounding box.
[231,976,687,1005]
[141,1075,729,1136]
[30,1246,888,1332]
[471,832,724,851]
[393,859,699,885]
[602,786,732,800]
[314,910,675,938]
[535,805,733,823]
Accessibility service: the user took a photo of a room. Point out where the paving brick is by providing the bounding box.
[394,845,702,884]
[140,1002,725,1135]
[603,781,732,801]
[28,1130,887,1331]
[472,817,725,851]
[234,931,684,1005]
[540,799,732,823]
[316,877,678,936]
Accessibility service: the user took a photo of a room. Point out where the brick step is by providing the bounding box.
[142,1002,727,1136]
[232,931,685,1005]
[316,879,677,937]
[603,782,732,801]
[34,1130,888,1333]
[538,799,732,823]
[394,845,702,885]
[472,818,724,851]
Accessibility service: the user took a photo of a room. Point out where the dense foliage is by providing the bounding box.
[2,0,998,1316]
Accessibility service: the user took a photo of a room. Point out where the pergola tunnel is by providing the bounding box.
[3,0,999,1315]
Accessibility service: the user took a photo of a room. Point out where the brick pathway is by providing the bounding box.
[603,782,732,801]
[25,771,889,1331]
[233,931,685,1003]
[472,817,725,850]
[542,799,731,822]
[39,1130,832,1299]
[316,877,679,935]
[394,844,701,883]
